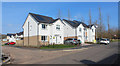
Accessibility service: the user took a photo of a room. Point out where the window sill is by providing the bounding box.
[56,29,60,31]
[41,40,48,42]
[42,28,48,30]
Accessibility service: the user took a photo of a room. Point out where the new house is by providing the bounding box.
[23,13,65,46]
[23,13,96,46]
[6,32,23,42]
[63,19,96,43]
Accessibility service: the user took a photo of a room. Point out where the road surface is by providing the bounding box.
[2,42,118,64]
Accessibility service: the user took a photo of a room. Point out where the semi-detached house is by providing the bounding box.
[63,19,96,43]
[23,13,96,46]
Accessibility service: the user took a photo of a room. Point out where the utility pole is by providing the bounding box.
[89,9,92,25]
[68,9,70,20]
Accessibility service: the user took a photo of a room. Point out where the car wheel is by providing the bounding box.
[70,42,73,45]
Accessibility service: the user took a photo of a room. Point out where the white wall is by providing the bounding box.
[23,14,38,37]
[77,24,85,43]
[87,26,96,42]
[50,19,64,44]
[62,20,75,37]
[39,23,50,36]
[38,19,64,44]
[91,26,96,41]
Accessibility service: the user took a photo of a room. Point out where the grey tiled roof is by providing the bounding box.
[63,19,90,28]
[29,13,55,23]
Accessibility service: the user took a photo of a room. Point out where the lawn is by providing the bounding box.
[111,39,120,42]
[39,44,79,49]
[2,43,80,49]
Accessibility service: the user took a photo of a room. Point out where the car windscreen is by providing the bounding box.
[74,39,77,40]
[101,39,107,41]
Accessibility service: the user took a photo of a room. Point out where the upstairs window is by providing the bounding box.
[92,29,94,32]
[79,28,82,32]
[42,24,47,29]
[84,28,87,31]
[56,25,60,30]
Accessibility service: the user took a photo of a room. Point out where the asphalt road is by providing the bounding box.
[2,42,119,64]
[39,42,119,64]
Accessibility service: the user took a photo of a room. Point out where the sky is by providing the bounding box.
[2,2,118,34]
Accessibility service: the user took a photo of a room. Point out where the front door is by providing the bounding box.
[55,35,61,44]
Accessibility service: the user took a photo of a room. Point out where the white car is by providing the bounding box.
[100,38,110,45]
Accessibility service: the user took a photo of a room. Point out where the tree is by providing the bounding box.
[68,9,71,20]
[107,15,110,39]
[97,7,106,38]
[57,9,61,18]
[89,9,92,25]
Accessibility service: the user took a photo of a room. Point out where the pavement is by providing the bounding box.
[2,42,119,64]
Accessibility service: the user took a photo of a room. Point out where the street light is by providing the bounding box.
[95,25,98,39]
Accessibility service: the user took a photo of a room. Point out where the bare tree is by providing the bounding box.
[89,9,92,25]
[57,9,61,18]
[98,7,102,38]
[107,15,110,39]
[68,9,71,20]
[93,20,97,25]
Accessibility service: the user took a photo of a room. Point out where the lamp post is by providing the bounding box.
[95,25,98,43]
[95,25,98,39]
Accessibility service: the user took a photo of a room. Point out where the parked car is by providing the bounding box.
[96,38,110,45]
[4,42,16,45]
[64,38,81,45]
[100,38,110,45]
[96,38,101,43]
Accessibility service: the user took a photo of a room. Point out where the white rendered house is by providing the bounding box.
[23,13,96,46]
[62,19,96,43]
[23,13,65,46]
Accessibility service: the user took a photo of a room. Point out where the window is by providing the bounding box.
[42,24,46,29]
[84,28,86,31]
[84,32,85,37]
[56,25,60,30]
[79,28,81,32]
[92,29,94,32]
[41,36,47,41]
[30,25,32,31]
[86,36,87,39]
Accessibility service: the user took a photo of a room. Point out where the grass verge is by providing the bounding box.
[110,39,120,42]
[39,44,78,49]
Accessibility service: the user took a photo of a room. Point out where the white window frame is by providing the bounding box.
[41,36,47,41]
[42,24,47,29]
[56,25,60,30]
[92,29,94,32]
[79,28,82,32]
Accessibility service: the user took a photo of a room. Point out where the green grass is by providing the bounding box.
[39,44,78,49]
[111,39,120,42]
[85,42,95,44]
